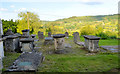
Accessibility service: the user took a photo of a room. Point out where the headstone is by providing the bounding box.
[76,32,80,40]
[72,32,78,43]
[7,52,44,71]
[38,31,44,40]
[38,31,41,39]
[48,32,51,37]
[4,35,19,52]
[65,32,69,38]
[44,37,54,45]
[20,38,34,52]
[53,34,65,50]
[0,19,3,37]
[5,29,14,36]
[83,35,101,53]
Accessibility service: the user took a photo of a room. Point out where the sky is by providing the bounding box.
[0,0,119,21]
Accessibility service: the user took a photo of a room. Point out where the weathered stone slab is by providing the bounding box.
[20,38,34,52]
[100,46,119,53]
[7,52,43,71]
[44,37,54,45]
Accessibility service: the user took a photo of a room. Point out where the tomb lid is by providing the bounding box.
[83,35,101,40]
[31,34,36,36]
[22,29,30,32]
[20,38,34,42]
[53,34,65,38]
[45,37,53,40]
[6,35,18,39]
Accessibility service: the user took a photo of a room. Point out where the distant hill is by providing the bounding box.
[55,14,118,23]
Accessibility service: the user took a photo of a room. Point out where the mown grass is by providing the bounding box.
[37,37,119,72]
[2,36,119,72]
[2,52,21,70]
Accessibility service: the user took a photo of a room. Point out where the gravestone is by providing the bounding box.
[72,32,78,43]
[65,32,69,38]
[83,35,101,53]
[53,34,65,50]
[48,32,51,37]
[44,37,54,45]
[4,35,19,52]
[0,19,3,38]
[38,31,41,39]
[7,52,44,71]
[76,32,80,40]
[20,38,34,52]
[5,29,14,36]
[38,32,44,40]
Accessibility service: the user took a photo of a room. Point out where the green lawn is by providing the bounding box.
[2,36,119,72]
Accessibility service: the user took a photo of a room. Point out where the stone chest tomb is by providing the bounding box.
[83,35,101,53]
[53,34,65,50]
[20,38,34,52]
[4,35,19,52]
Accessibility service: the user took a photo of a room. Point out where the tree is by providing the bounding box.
[17,11,41,34]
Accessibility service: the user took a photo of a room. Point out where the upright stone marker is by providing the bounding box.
[0,19,4,58]
[65,32,69,38]
[38,31,44,40]
[72,32,78,43]
[48,32,51,37]
[0,19,3,37]
[38,31,41,39]
[76,32,80,40]
[0,19,3,73]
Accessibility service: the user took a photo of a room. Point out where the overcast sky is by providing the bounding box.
[0,0,119,21]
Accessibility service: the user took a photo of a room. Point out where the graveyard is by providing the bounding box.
[0,27,119,73]
[0,2,119,72]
